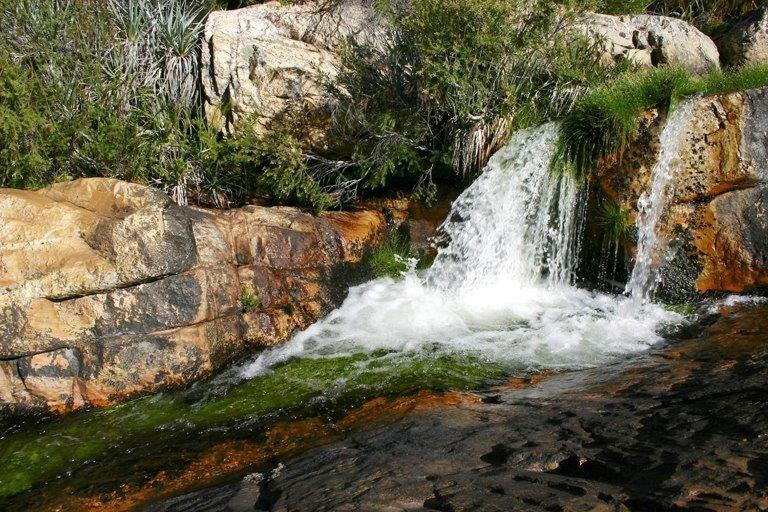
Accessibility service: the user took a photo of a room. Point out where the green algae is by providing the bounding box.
[0,350,509,504]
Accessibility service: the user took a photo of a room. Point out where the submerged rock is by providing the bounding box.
[0,178,388,415]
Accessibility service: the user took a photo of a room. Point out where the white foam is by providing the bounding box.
[708,294,768,313]
[241,123,681,380]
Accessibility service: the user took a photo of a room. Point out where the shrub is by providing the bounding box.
[0,53,51,189]
[369,229,416,278]
[322,0,623,203]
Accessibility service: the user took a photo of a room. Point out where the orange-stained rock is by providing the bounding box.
[0,178,389,416]
[598,87,768,296]
[695,186,768,293]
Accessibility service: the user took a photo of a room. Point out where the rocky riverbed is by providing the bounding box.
[66,302,766,512]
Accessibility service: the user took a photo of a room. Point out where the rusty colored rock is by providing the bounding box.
[598,87,768,296]
[0,178,388,415]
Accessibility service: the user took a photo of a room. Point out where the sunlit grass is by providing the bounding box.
[555,64,768,179]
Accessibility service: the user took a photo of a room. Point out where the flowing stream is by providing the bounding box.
[239,123,678,381]
[0,117,694,509]
[626,99,697,302]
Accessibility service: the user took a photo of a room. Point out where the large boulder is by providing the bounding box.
[201,0,381,140]
[0,178,388,415]
[577,13,720,74]
[716,7,768,67]
[598,87,768,296]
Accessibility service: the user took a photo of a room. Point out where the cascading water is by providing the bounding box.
[240,123,680,379]
[427,124,585,291]
[625,99,696,302]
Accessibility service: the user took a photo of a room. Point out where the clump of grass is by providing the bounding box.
[369,229,416,278]
[677,64,768,99]
[241,287,261,313]
[556,64,768,179]
[597,198,632,243]
[555,67,691,179]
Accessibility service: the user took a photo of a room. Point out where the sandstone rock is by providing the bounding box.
[695,186,768,293]
[0,178,388,415]
[578,13,720,74]
[598,87,768,295]
[201,0,381,140]
[716,7,768,66]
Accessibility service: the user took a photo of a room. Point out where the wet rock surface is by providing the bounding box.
[598,86,768,296]
[0,178,390,415]
[143,305,768,512]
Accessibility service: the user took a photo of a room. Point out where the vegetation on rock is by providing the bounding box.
[1,0,767,210]
[556,64,768,179]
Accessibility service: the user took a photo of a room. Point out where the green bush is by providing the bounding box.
[0,54,52,189]
[322,0,623,203]
[369,229,416,278]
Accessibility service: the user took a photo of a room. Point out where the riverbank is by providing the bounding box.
[146,302,768,512]
[4,301,765,511]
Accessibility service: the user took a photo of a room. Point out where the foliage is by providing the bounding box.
[0,0,335,209]
[556,64,768,179]
[322,0,624,203]
[194,121,335,210]
[0,0,208,198]
[677,63,768,98]
[369,228,416,278]
[241,287,261,312]
[555,67,690,179]
[0,53,51,189]
[596,198,632,243]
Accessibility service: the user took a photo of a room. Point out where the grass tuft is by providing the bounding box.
[369,229,416,278]
[555,65,768,180]
[241,287,261,313]
[596,198,632,243]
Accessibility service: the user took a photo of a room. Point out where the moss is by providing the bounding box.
[0,351,509,503]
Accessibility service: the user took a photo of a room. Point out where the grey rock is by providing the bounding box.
[716,7,768,66]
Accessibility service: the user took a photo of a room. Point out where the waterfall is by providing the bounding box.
[240,123,679,379]
[427,123,585,292]
[625,99,696,302]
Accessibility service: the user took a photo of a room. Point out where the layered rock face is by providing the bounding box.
[716,7,768,67]
[598,87,768,296]
[0,179,386,415]
[577,13,720,73]
[201,0,381,139]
